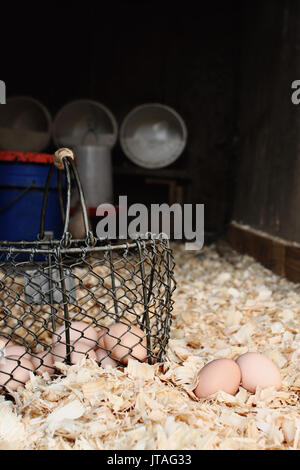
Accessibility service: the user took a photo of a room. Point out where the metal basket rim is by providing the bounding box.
[0,236,171,255]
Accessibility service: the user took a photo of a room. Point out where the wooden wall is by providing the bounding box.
[92,2,240,234]
[232,0,300,243]
[1,1,241,236]
[225,0,300,282]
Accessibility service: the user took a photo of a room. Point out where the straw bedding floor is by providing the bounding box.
[0,241,299,450]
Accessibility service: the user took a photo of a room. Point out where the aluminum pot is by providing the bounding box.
[0,96,52,152]
[120,103,187,169]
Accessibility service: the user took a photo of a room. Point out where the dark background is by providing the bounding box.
[2,0,300,243]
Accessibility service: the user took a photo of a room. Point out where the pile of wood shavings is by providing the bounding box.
[0,241,300,450]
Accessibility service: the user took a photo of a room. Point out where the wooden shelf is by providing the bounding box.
[113,165,191,181]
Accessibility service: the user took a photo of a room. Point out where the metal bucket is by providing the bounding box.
[53,100,118,208]
[0,96,52,152]
[73,145,113,207]
[0,152,65,242]
[120,103,187,169]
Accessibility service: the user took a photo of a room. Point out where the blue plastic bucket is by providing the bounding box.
[0,152,65,242]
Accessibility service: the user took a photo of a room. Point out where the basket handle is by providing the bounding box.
[38,148,95,247]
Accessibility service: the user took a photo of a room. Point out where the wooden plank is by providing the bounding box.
[285,246,300,283]
[227,223,287,279]
[114,166,191,181]
[145,178,177,205]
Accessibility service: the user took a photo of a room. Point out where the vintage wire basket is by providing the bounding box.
[0,149,176,393]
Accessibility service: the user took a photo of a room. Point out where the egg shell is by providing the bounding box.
[95,348,118,369]
[97,329,107,349]
[0,355,34,391]
[236,352,281,393]
[52,321,98,347]
[194,358,241,399]
[5,345,33,362]
[0,337,14,350]
[53,341,96,365]
[31,351,55,375]
[52,343,68,362]
[104,323,148,365]
[70,342,96,364]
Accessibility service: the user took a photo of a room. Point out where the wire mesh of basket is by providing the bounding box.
[0,149,176,393]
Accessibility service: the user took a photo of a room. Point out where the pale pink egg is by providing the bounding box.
[52,342,68,363]
[5,345,33,362]
[194,358,241,399]
[52,321,98,347]
[0,356,34,391]
[236,352,281,393]
[70,342,96,364]
[53,341,96,365]
[97,329,107,349]
[104,323,148,365]
[31,351,55,375]
[0,337,14,350]
[95,348,118,369]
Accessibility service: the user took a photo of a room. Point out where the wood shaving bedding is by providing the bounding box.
[0,241,299,450]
